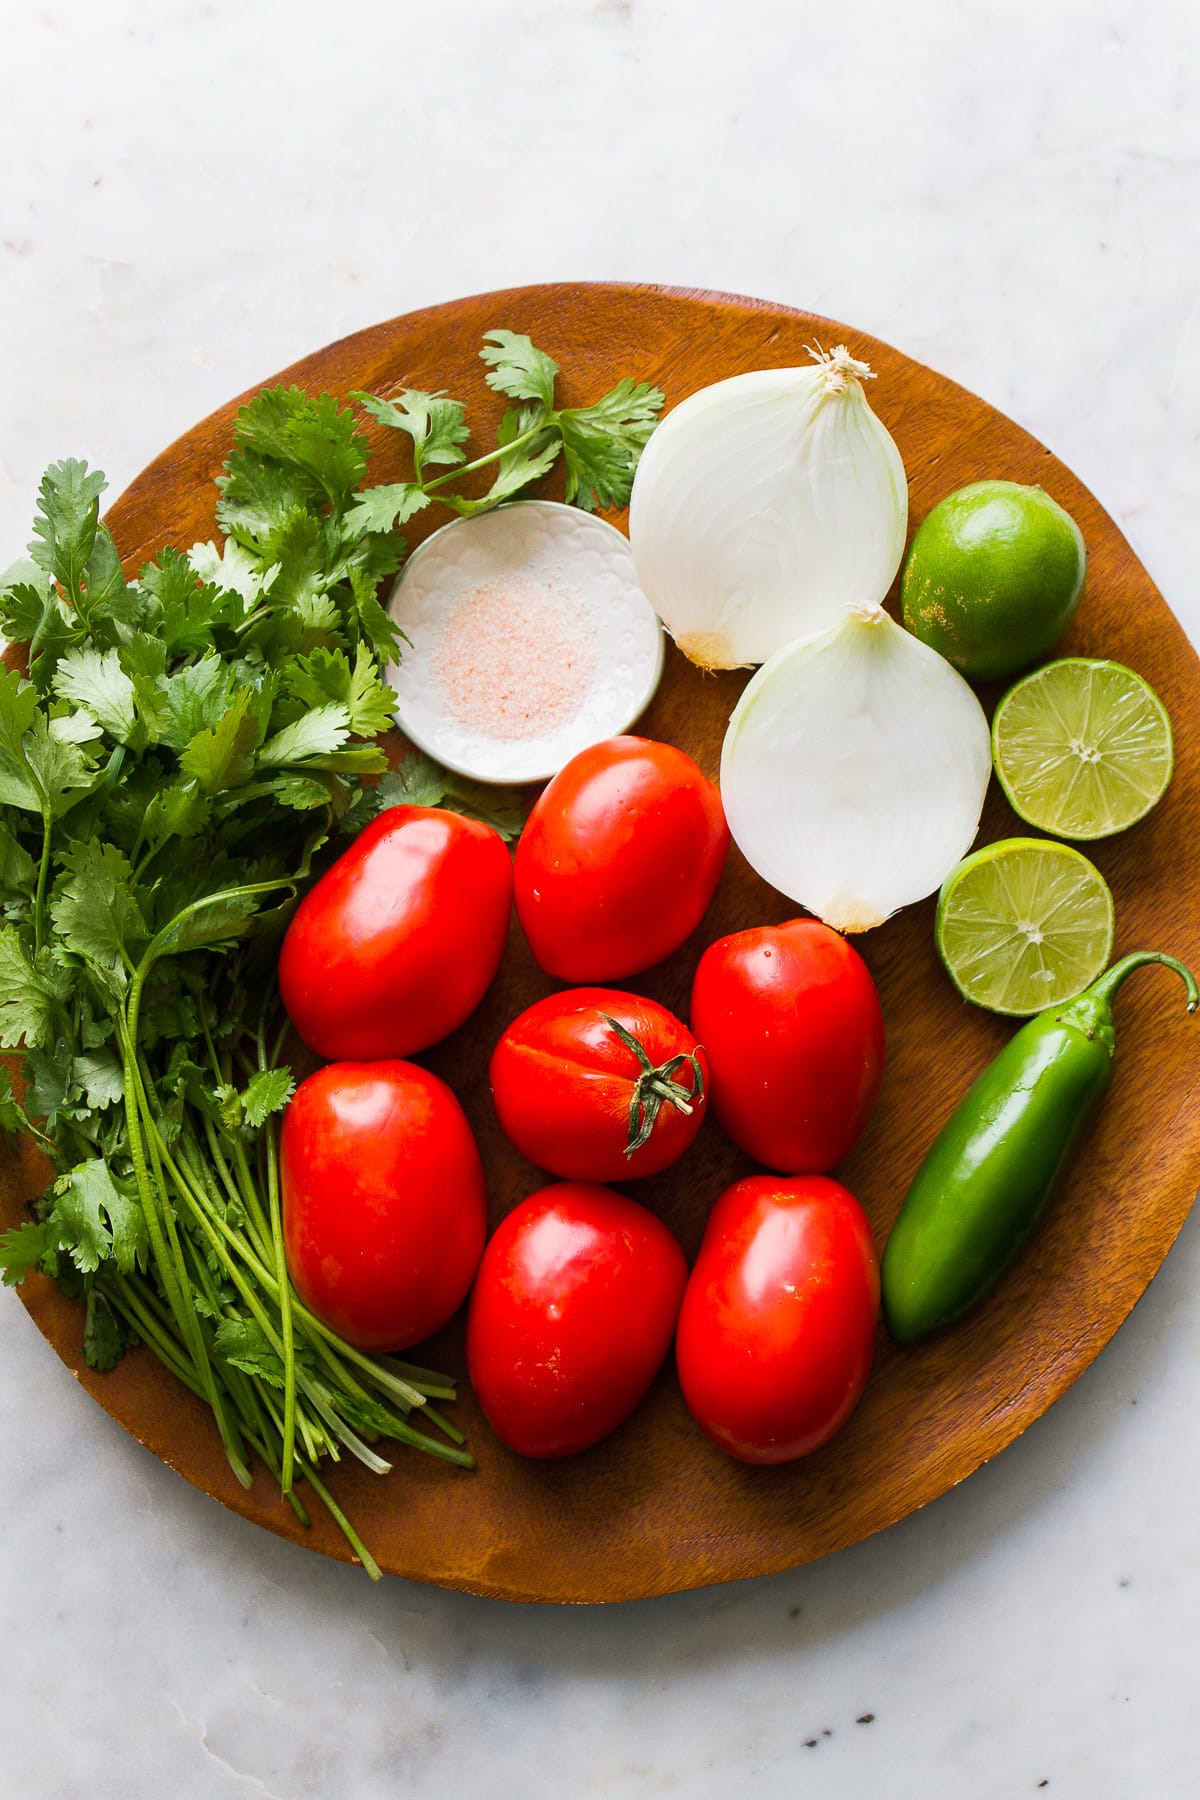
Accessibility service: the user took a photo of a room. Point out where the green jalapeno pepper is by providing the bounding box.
[882,951,1198,1342]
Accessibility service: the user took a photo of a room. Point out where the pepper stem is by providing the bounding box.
[601,1015,706,1158]
[1085,951,1199,1015]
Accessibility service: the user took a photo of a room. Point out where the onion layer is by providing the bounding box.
[628,347,908,670]
[720,605,992,931]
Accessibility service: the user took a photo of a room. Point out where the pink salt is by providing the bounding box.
[431,576,596,742]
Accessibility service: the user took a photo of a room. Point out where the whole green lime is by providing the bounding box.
[901,480,1086,681]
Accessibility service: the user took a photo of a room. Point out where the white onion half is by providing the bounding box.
[628,348,908,670]
[720,605,992,931]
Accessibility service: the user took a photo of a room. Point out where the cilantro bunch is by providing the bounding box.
[0,330,664,1575]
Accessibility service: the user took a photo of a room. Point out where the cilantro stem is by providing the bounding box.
[7,1091,58,1158]
[198,1112,273,1259]
[33,811,53,957]
[109,1274,199,1389]
[143,1127,252,1488]
[173,1109,460,1428]
[172,1131,444,1412]
[142,1100,423,1473]
[119,993,253,1488]
[303,1380,391,1473]
[109,1276,317,1531]
[262,1110,296,1490]
[254,1000,298,1491]
[294,1456,382,1582]
[420,419,554,495]
[137,874,299,970]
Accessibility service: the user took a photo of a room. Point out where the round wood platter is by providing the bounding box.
[4,283,1200,1603]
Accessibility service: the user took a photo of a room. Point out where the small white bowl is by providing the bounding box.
[385,500,665,785]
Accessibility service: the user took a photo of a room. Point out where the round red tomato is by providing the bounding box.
[490,987,708,1181]
[466,1182,687,1458]
[280,1060,487,1352]
[689,918,885,1173]
[278,805,512,1061]
[675,1174,879,1464]
[513,736,729,982]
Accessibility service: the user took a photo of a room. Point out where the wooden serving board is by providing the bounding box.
[4,283,1199,1603]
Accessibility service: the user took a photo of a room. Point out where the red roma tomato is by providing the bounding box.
[676,1174,879,1464]
[513,735,730,982]
[689,918,885,1173]
[489,987,708,1181]
[466,1182,687,1458]
[281,1060,487,1352]
[278,806,512,1061]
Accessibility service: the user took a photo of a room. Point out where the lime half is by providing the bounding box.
[992,657,1173,840]
[935,837,1115,1015]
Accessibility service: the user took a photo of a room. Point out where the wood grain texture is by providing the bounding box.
[4,282,1199,1602]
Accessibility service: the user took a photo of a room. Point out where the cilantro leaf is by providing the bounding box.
[444,431,560,517]
[480,331,560,410]
[28,459,107,604]
[257,509,328,615]
[374,752,525,840]
[153,889,268,955]
[138,549,243,659]
[0,1220,53,1287]
[0,926,73,1048]
[0,668,42,812]
[78,527,141,634]
[0,669,39,737]
[158,655,233,752]
[264,773,336,811]
[344,482,430,539]
[345,579,405,667]
[282,645,396,738]
[346,644,398,737]
[557,379,665,512]
[216,450,316,550]
[332,522,406,592]
[375,752,446,810]
[241,1067,295,1128]
[138,780,211,851]
[0,1064,23,1141]
[471,334,663,512]
[52,646,138,744]
[48,703,105,746]
[18,711,95,818]
[0,567,83,692]
[0,822,37,896]
[71,1050,125,1112]
[21,1042,74,1125]
[50,838,148,978]
[213,1317,314,1388]
[258,703,352,767]
[0,560,52,638]
[83,1284,131,1370]
[179,685,268,792]
[442,771,527,842]
[50,1158,148,1275]
[188,538,265,607]
[355,389,470,477]
[232,387,369,510]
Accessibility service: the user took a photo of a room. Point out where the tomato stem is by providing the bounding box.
[601,1015,706,1158]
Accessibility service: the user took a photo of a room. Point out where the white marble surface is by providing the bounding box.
[3,1,1199,1794]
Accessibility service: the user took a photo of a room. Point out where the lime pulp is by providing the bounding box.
[934,837,1115,1016]
[992,657,1173,840]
